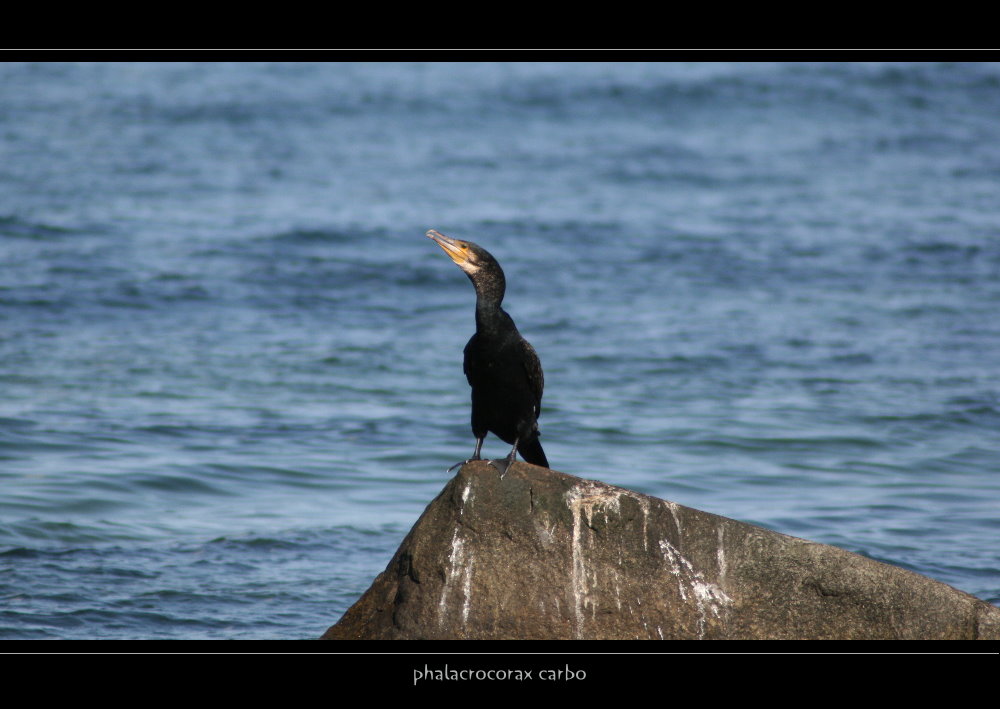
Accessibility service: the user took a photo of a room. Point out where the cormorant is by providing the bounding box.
[427,229,549,476]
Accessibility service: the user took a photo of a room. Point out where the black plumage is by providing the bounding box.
[427,229,549,475]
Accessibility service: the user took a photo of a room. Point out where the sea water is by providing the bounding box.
[1,61,998,639]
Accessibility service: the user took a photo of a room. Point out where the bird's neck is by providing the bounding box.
[471,272,510,336]
[475,298,512,336]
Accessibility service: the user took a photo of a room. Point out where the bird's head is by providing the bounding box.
[426,229,502,279]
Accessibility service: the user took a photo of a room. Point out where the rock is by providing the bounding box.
[321,461,1000,640]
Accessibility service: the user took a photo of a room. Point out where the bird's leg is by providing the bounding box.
[488,437,519,479]
[447,436,486,472]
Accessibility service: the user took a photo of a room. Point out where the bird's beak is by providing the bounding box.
[426,229,471,267]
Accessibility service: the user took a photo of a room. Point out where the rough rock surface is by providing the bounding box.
[322,461,1000,640]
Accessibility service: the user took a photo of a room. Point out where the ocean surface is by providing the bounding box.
[1,61,998,640]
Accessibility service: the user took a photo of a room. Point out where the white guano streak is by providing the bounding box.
[438,481,475,627]
[565,480,732,640]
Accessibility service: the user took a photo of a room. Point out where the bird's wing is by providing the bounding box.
[520,338,545,416]
[463,333,479,387]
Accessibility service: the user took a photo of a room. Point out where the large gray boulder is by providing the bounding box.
[322,461,999,640]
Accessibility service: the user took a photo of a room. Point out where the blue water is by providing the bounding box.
[1,62,999,639]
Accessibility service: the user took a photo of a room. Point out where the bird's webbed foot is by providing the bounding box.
[487,453,517,479]
[487,437,521,478]
[446,443,484,473]
[446,456,480,473]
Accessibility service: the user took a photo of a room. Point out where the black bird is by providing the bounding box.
[427,229,549,476]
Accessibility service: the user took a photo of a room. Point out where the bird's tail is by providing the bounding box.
[519,437,549,468]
